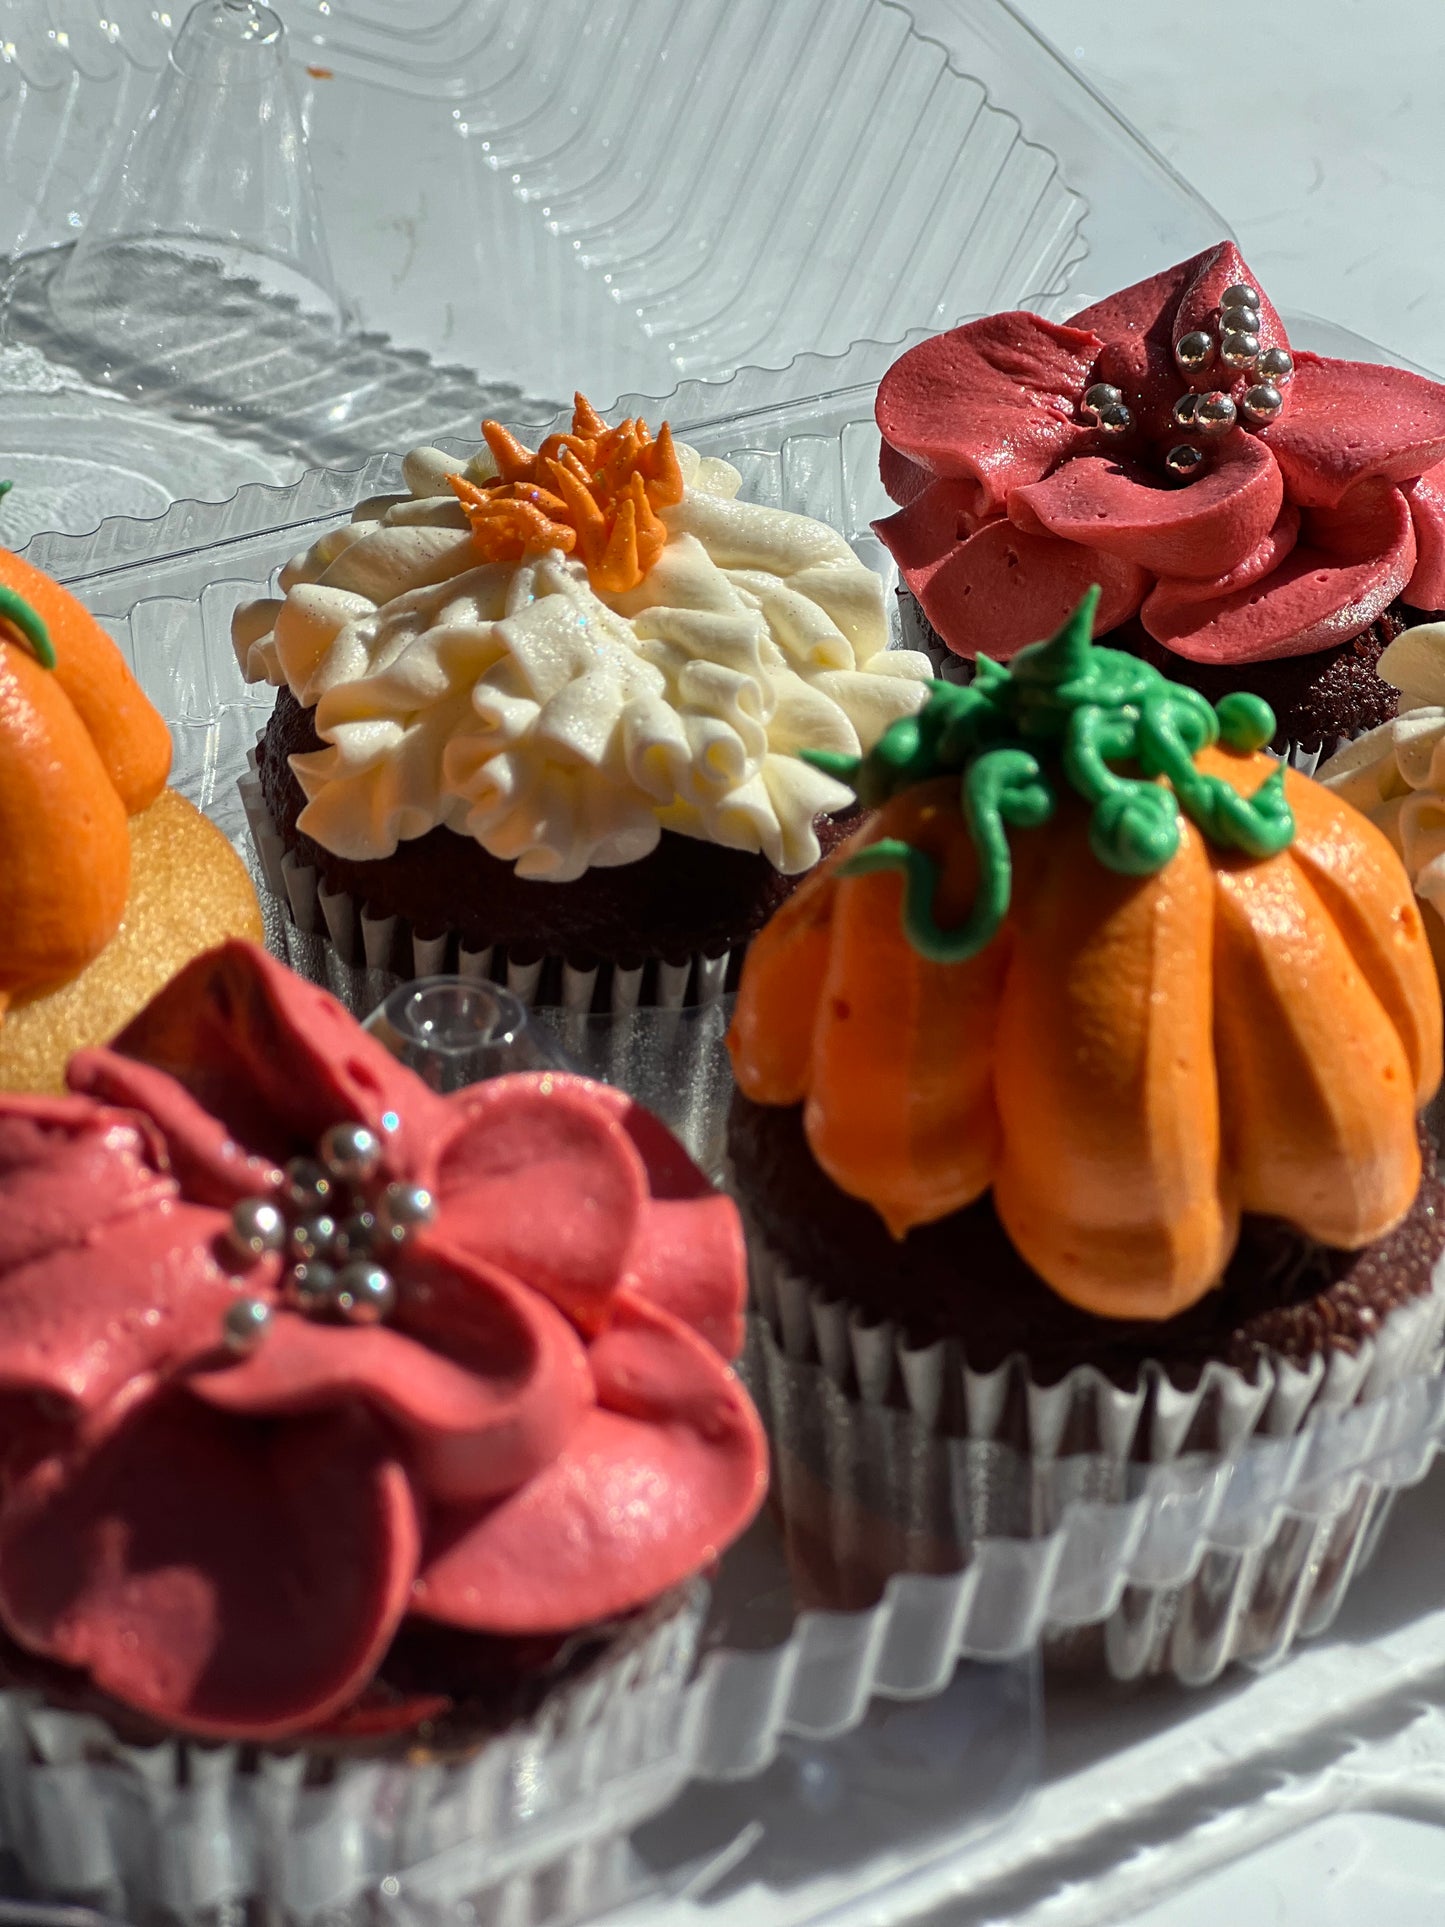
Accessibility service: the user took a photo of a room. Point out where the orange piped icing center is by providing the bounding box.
[449,393,686,596]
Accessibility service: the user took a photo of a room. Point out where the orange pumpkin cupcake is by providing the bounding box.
[726,588,1445,1677]
[0,536,263,1091]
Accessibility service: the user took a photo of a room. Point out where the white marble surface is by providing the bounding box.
[1014,0,1445,374]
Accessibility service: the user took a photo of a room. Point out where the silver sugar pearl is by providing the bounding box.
[1095,401,1133,437]
[1164,443,1206,477]
[1220,330,1261,371]
[284,1157,333,1212]
[374,1182,437,1245]
[1195,392,1238,438]
[1175,330,1214,372]
[222,1297,272,1355]
[290,1259,338,1315]
[1082,380,1123,419]
[318,1121,382,1185]
[1257,345,1294,383]
[1241,381,1285,425]
[1172,391,1201,429]
[1220,282,1259,311]
[1225,305,1261,337]
[332,1210,378,1263]
[227,1197,287,1261]
[335,1262,398,1325]
[289,1214,337,1265]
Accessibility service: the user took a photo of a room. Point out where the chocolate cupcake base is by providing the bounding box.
[253,689,857,1012]
[729,1096,1445,1685]
[242,751,852,1018]
[898,588,1445,760]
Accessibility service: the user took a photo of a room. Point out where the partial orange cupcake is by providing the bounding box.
[0,539,262,1091]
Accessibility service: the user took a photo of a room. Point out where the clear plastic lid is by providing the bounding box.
[0,0,1225,543]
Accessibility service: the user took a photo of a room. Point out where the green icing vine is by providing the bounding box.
[804,585,1294,963]
[0,481,55,671]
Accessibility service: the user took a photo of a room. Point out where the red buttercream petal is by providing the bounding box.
[412,1297,767,1633]
[1170,242,1288,384]
[883,511,1147,660]
[624,1198,747,1359]
[0,1203,260,1416]
[872,478,988,603]
[0,1097,173,1276]
[1259,353,1445,509]
[874,313,1102,515]
[878,440,932,509]
[1071,255,1200,438]
[1140,506,1302,620]
[106,942,450,1176]
[1142,482,1416,663]
[433,1075,647,1331]
[1069,245,1288,413]
[0,1392,419,1739]
[66,1054,281,1210]
[1404,459,1445,609]
[1070,249,1200,340]
[547,1077,711,1203]
[553,1081,748,1358]
[193,1255,592,1506]
[1009,434,1284,581]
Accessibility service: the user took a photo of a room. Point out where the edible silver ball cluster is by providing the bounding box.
[221,1121,436,1353]
[1087,284,1295,484]
[1082,381,1133,438]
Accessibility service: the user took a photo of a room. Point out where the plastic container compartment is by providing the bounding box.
[11,335,1444,1917]
[0,0,1223,545]
[36,334,1445,1667]
[564,1461,1445,1927]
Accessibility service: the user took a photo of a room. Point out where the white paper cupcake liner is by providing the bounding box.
[239,752,736,1020]
[739,1205,1445,1687]
[0,1589,705,1925]
[17,1037,1445,1921]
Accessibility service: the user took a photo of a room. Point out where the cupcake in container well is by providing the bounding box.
[0,940,766,1919]
[234,395,932,1015]
[873,240,1445,764]
[726,588,1445,1684]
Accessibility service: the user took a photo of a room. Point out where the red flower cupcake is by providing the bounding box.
[0,941,766,1908]
[875,241,1445,754]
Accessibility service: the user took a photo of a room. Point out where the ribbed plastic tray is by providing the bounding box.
[0,0,1223,544]
[585,1461,1445,1927]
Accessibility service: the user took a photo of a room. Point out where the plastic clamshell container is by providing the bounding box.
[0,0,1224,544]
[17,330,1445,1916]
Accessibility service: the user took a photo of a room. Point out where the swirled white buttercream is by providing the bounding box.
[234,440,931,880]
[1317,623,1445,949]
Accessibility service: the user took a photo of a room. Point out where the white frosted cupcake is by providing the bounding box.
[235,396,932,1010]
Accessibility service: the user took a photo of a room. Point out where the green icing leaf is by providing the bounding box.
[818,587,1295,959]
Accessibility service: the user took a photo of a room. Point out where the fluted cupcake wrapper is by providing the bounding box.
[0,1588,704,1925]
[740,1206,1445,1687]
[239,753,735,1019]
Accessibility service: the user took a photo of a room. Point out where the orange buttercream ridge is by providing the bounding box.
[730,755,1441,1323]
[452,394,684,594]
[0,547,173,1020]
[728,598,1443,1325]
